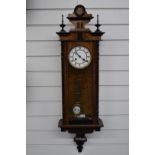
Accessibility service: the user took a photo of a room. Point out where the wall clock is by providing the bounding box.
[57,5,105,152]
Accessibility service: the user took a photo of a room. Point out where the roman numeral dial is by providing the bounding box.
[68,46,92,69]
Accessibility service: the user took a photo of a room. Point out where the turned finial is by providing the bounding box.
[95,14,101,32]
[60,14,66,32]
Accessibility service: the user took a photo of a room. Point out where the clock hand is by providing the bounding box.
[82,58,88,62]
[75,51,82,58]
[75,51,88,62]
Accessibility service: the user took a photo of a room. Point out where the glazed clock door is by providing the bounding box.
[63,42,98,125]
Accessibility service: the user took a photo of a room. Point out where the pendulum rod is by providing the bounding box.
[75,78,81,104]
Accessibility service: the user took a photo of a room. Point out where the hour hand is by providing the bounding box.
[82,58,88,62]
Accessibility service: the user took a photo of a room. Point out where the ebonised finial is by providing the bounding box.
[95,14,101,32]
[60,14,66,32]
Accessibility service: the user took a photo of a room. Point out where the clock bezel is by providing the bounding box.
[73,105,81,115]
[68,46,92,69]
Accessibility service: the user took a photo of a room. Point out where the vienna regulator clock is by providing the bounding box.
[57,5,105,152]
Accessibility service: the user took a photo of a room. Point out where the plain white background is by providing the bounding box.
[0,0,155,155]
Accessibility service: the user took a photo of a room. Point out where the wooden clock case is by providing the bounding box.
[57,5,105,152]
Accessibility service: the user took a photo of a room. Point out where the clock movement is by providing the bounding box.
[57,5,105,152]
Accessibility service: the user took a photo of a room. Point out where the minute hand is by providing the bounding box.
[75,51,82,58]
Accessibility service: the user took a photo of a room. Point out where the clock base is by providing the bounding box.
[58,118,103,152]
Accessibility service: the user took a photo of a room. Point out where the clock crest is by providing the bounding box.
[57,5,105,152]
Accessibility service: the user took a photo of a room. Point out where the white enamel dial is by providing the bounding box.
[73,105,81,115]
[68,46,92,69]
